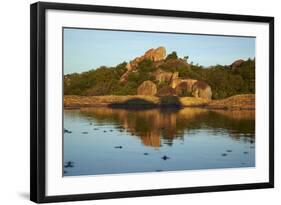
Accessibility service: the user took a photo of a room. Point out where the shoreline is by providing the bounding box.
[64,94,255,110]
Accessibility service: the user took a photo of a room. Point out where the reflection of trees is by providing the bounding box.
[69,107,255,147]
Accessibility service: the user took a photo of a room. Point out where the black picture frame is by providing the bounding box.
[30,1,274,203]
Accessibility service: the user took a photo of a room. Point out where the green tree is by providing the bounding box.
[166,51,178,60]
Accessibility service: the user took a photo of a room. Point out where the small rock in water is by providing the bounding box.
[221,153,227,157]
[82,131,88,134]
[89,122,92,125]
[64,129,72,134]
[93,128,99,130]
[114,146,123,149]
[161,155,170,160]
[110,130,113,132]
[243,151,249,154]
[104,130,107,133]
[143,153,149,156]
[64,161,74,168]
[226,150,232,152]
[155,169,163,172]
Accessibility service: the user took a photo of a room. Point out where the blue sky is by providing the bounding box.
[64,28,255,74]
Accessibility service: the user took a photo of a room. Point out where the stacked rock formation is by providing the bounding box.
[122,46,212,99]
[121,47,166,82]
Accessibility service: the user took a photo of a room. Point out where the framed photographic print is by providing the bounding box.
[30,1,274,203]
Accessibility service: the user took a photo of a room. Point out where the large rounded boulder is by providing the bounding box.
[175,79,197,96]
[137,80,157,96]
[191,81,212,99]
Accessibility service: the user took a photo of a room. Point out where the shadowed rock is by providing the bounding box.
[156,86,176,97]
[109,98,158,109]
[160,96,182,108]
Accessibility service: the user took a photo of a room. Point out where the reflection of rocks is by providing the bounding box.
[211,110,255,120]
[76,107,255,148]
[141,130,161,147]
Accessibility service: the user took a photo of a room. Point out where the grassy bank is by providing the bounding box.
[64,94,255,110]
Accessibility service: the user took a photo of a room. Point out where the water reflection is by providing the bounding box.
[76,107,255,147]
[64,107,255,176]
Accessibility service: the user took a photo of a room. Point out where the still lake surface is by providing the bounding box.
[64,107,255,176]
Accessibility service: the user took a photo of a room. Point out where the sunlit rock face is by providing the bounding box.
[173,78,212,99]
[144,46,166,62]
[191,81,212,99]
[174,79,197,96]
[119,46,212,99]
[154,69,174,83]
[121,46,166,82]
[137,80,157,96]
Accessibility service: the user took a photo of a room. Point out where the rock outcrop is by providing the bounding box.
[137,80,157,96]
[121,46,212,99]
[174,79,197,90]
[171,78,212,99]
[153,68,212,99]
[191,81,212,99]
[144,47,166,62]
[154,69,173,83]
[121,47,166,82]
[231,59,245,69]
[157,86,176,97]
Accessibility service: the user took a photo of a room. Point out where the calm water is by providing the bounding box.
[64,107,255,176]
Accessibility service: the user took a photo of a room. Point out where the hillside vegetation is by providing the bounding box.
[64,49,255,100]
